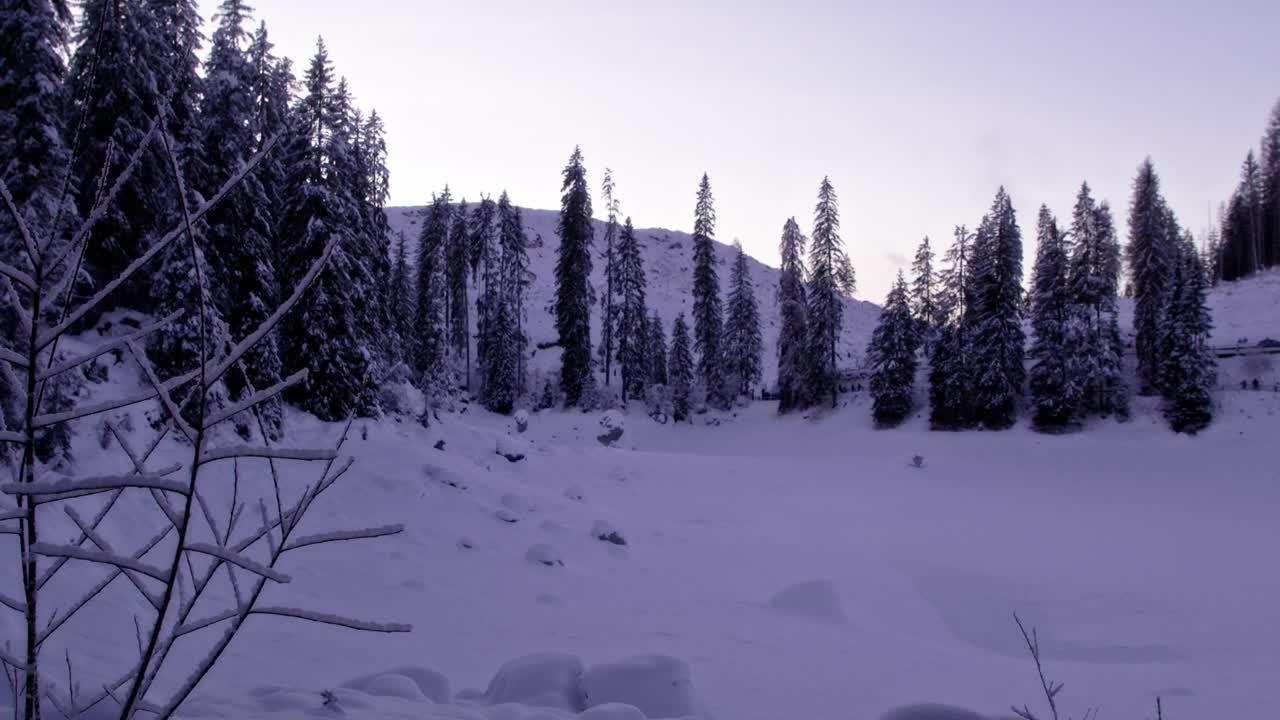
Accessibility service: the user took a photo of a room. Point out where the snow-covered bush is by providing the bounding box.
[597,410,625,446]
[514,408,530,433]
[644,384,673,424]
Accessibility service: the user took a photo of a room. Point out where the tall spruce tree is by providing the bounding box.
[806,176,856,408]
[446,198,469,377]
[498,192,532,394]
[723,240,762,398]
[598,168,620,386]
[1028,206,1077,430]
[867,272,919,427]
[1067,185,1127,418]
[690,173,726,408]
[1261,100,1280,269]
[1161,233,1215,433]
[614,217,648,402]
[775,217,809,413]
[929,225,978,429]
[910,236,939,336]
[968,188,1025,429]
[473,195,500,389]
[389,229,415,357]
[554,147,594,406]
[1126,159,1173,394]
[668,313,694,422]
[647,310,668,386]
[413,188,452,382]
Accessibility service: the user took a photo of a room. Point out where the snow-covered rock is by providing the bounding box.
[578,703,648,720]
[768,579,846,623]
[596,411,625,446]
[341,666,451,702]
[483,653,586,711]
[591,520,627,546]
[579,655,699,719]
[426,462,469,490]
[515,409,531,433]
[526,543,564,567]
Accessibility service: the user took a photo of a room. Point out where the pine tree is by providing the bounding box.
[723,240,762,398]
[690,173,727,408]
[1160,233,1215,433]
[928,225,978,429]
[446,198,469,374]
[481,278,518,414]
[598,168,620,386]
[968,188,1025,430]
[497,192,532,394]
[389,229,415,356]
[1127,158,1174,394]
[1221,153,1264,281]
[1028,206,1077,430]
[806,176,856,408]
[939,225,973,324]
[775,217,809,413]
[909,236,939,337]
[197,0,283,437]
[615,217,648,402]
[413,188,452,381]
[647,310,668,386]
[1261,100,1280,269]
[867,272,919,427]
[554,147,594,406]
[668,313,694,422]
[1067,185,1127,418]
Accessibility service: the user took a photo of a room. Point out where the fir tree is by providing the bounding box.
[1126,158,1173,394]
[928,225,978,429]
[1068,185,1127,418]
[413,188,452,381]
[909,236,939,337]
[598,168,620,386]
[481,279,518,414]
[554,147,594,406]
[723,240,762,398]
[1160,233,1215,433]
[389,229,415,356]
[615,217,648,402]
[867,272,919,427]
[968,188,1025,430]
[668,313,694,422]
[498,192,532,394]
[690,173,726,408]
[472,195,500,390]
[446,198,469,375]
[1028,206,1077,430]
[939,225,973,324]
[647,310,668,386]
[1261,100,1280,269]
[806,176,855,408]
[775,217,809,413]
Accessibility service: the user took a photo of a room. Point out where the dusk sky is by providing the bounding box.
[204,0,1280,300]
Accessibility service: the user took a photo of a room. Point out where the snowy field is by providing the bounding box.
[8,356,1278,720]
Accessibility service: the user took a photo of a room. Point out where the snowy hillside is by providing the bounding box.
[386,206,883,385]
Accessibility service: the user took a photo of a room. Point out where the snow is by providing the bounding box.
[5,271,1280,720]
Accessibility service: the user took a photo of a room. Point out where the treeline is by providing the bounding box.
[865,165,1215,434]
[1212,100,1280,282]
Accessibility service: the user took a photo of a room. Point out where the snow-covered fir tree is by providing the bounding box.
[1028,206,1077,430]
[939,225,973,323]
[775,217,809,413]
[867,272,919,428]
[723,240,762,398]
[806,176,855,408]
[554,147,594,407]
[497,192,532,395]
[1160,233,1215,433]
[929,225,978,429]
[1219,152,1264,281]
[598,168,620,386]
[1126,158,1174,394]
[471,195,499,388]
[668,313,694,422]
[615,217,648,402]
[197,0,284,438]
[968,188,1024,430]
[1261,100,1280,269]
[647,310,668,386]
[1067,184,1127,418]
[445,198,469,376]
[690,173,726,408]
[909,236,940,340]
[413,187,452,383]
[389,230,415,357]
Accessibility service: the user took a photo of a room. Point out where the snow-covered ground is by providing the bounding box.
[4,275,1279,720]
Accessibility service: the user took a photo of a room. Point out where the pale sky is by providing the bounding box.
[202,0,1280,300]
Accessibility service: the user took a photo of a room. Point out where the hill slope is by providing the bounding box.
[386,206,882,388]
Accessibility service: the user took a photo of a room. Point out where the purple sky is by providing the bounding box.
[201,0,1280,300]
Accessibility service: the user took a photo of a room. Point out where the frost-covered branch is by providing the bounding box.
[1011,613,1062,720]
[0,592,24,613]
[1,469,185,498]
[0,260,35,291]
[31,544,169,583]
[32,369,198,428]
[0,431,26,445]
[199,446,336,464]
[0,348,27,369]
[202,370,307,428]
[182,543,290,583]
[63,508,162,609]
[0,175,39,266]
[126,340,196,442]
[38,311,182,382]
[249,607,411,634]
[283,524,403,552]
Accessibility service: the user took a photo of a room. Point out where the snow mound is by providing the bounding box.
[579,655,699,719]
[591,520,627,546]
[579,703,648,720]
[498,435,530,462]
[483,653,586,711]
[515,409,531,432]
[596,411,625,446]
[564,484,587,502]
[342,666,451,703]
[880,703,993,720]
[495,508,522,524]
[426,462,469,490]
[526,543,565,567]
[768,579,846,623]
[502,492,534,514]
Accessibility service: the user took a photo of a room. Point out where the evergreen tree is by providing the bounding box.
[197,0,283,437]
[615,217,648,401]
[446,198,469,374]
[668,313,694,422]
[690,173,727,407]
[806,176,855,408]
[775,217,809,413]
[1126,158,1173,394]
[554,147,594,406]
[1067,186,1127,418]
[481,277,518,414]
[928,225,978,429]
[1220,153,1264,281]
[867,272,919,427]
[1028,206,1077,430]
[389,229,415,356]
[1261,100,1280,269]
[939,225,973,324]
[909,236,939,336]
[497,192,532,394]
[968,188,1025,429]
[472,195,500,389]
[647,310,668,386]
[723,240,762,398]
[1160,233,1215,433]
[598,168,620,386]
[413,188,452,381]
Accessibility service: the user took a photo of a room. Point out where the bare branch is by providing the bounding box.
[63,507,162,609]
[1,468,185,497]
[39,311,182,381]
[250,607,411,633]
[1013,613,1061,720]
[0,431,26,445]
[0,592,24,612]
[126,340,196,442]
[283,524,403,553]
[173,609,238,639]
[0,175,39,266]
[0,260,35,291]
[199,446,336,464]
[0,347,26,368]
[183,543,290,583]
[202,370,307,428]
[33,368,198,427]
[32,543,169,583]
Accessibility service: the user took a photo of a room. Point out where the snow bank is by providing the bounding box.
[579,655,699,719]
[526,543,565,567]
[768,579,846,623]
[579,703,648,720]
[342,666,451,703]
[483,653,586,711]
[880,703,995,720]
